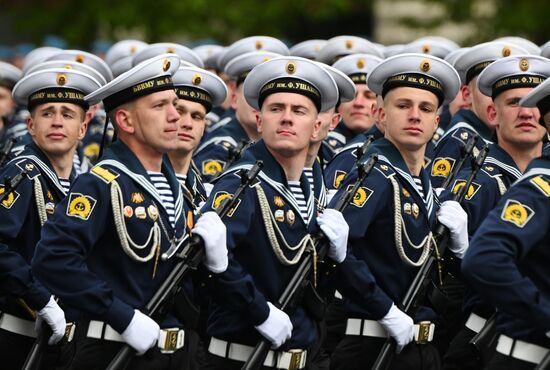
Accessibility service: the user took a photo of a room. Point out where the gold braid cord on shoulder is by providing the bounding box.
[111,180,160,262]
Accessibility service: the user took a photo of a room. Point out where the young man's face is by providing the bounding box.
[381,87,439,152]
[313,107,340,144]
[28,102,87,157]
[173,98,207,154]
[233,83,259,134]
[0,86,16,118]
[463,76,495,128]
[127,89,180,153]
[491,87,545,148]
[338,84,377,134]
[257,92,321,158]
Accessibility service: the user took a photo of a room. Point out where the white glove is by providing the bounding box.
[317,209,348,263]
[35,296,67,345]
[435,187,445,197]
[255,302,293,348]
[437,200,469,259]
[192,211,228,273]
[377,304,414,353]
[121,309,160,355]
[326,189,338,204]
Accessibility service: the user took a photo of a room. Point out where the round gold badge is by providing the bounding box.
[345,39,353,49]
[422,44,431,54]
[75,54,85,63]
[57,73,67,86]
[357,58,365,69]
[502,46,511,57]
[166,47,175,53]
[519,58,529,72]
[163,59,171,72]
[255,40,263,50]
[192,74,202,85]
[286,61,296,75]
[420,60,431,72]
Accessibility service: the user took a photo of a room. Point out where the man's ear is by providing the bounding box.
[115,108,134,134]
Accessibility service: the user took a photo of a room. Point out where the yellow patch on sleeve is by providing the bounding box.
[451,180,481,200]
[500,199,534,228]
[0,185,20,209]
[431,157,455,178]
[202,160,225,176]
[348,185,373,208]
[333,170,347,189]
[66,193,97,221]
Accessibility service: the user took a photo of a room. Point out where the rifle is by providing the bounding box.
[0,138,16,168]
[106,160,263,370]
[355,135,375,160]
[468,313,497,361]
[440,134,478,190]
[241,154,379,370]
[0,167,28,203]
[371,145,489,370]
[226,139,251,169]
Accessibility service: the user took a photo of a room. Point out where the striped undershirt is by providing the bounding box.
[58,178,71,194]
[176,174,187,186]
[147,171,175,227]
[288,181,309,224]
[412,176,425,200]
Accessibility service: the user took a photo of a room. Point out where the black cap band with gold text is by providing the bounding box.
[466,61,493,85]
[349,73,368,84]
[258,77,321,111]
[492,74,546,100]
[382,73,445,106]
[103,75,174,112]
[28,87,89,111]
[175,86,213,112]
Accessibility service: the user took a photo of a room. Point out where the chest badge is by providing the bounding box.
[131,192,145,204]
[286,209,295,225]
[147,205,159,221]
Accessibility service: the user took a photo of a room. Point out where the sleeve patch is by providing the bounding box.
[347,185,374,208]
[211,191,240,217]
[333,170,347,189]
[0,185,20,209]
[202,160,226,176]
[530,176,550,197]
[431,157,455,178]
[66,193,97,220]
[91,166,119,183]
[500,199,534,228]
[451,180,481,200]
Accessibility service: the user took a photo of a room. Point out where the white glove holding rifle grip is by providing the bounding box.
[317,209,348,263]
[437,200,469,259]
[121,309,160,355]
[35,296,66,345]
[255,302,293,348]
[192,211,228,273]
[377,304,414,353]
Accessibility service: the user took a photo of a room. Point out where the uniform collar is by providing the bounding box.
[99,140,185,235]
[234,139,316,225]
[450,108,494,141]
[369,138,436,222]
[484,143,522,180]
[19,141,76,196]
[333,120,356,142]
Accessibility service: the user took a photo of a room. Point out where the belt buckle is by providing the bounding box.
[288,349,304,370]
[159,328,184,354]
[415,321,433,344]
[64,322,76,342]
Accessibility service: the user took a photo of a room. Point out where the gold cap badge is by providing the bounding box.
[519,58,529,72]
[345,39,353,49]
[420,59,431,72]
[162,59,171,72]
[357,58,365,69]
[56,74,67,86]
[192,74,202,85]
[286,61,296,75]
[502,46,511,57]
[75,54,85,63]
